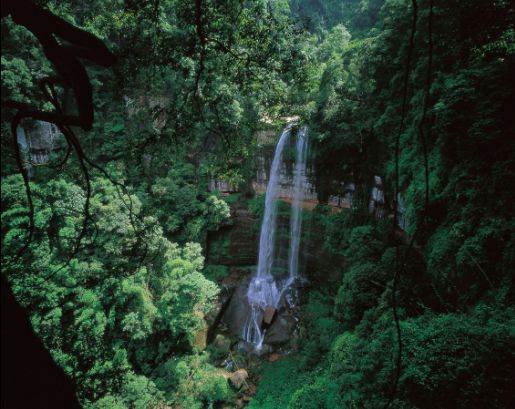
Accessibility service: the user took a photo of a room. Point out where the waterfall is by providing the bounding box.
[256,125,292,282]
[288,126,308,280]
[242,123,308,348]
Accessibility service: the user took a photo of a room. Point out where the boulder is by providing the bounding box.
[269,353,281,362]
[265,314,297,344]
[229,369,248,390]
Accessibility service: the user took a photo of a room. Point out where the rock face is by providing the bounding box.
[206,286,235,343]
[17,121,63,171]
[369,175,386,219]
[208,179,237,193]
[303,222,345,288]
[125,95,168,131]
[229,369,248,390]
[221,274,252,338]
[207,202,259,266]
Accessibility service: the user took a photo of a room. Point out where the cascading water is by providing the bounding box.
[288,126,308,281]
[242,123,308,348]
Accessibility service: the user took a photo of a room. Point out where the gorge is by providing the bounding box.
[2,1,514,409]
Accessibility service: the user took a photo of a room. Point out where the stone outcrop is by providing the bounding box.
[221,273,252,338]
[208,179,237,193]
[193,322,208,351]
[369,175,385,218]
[16,120,64,173]
[124,95,168,131]
[193,310,208,351]
[206,286,235,343]
[229,369,248,390]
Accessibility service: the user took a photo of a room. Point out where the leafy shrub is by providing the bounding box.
[287,377,340,409]
[248,360,309,409]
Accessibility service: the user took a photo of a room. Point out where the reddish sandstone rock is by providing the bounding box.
[269,353,281,362]
[263,305,276,325]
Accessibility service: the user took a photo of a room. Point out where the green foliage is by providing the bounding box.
[91,395,126,409]
[398,309,515,408]
[248,193,266,219]
[0,16,53,106]
[120,374,164,409]
[287,378,341,409]
[153,355,230,408]
[335,262,384,328]
[157,244,219,348]
[1,0,514,408]
[203,264,229,282]
[247,359,309,409]
[1,175,220,406]
[146,164,231,244]
[298,292,339,370]
[328,332,357,376]
[249,1,514,402]
[205,334,231,361]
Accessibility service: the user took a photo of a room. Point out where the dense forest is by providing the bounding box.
[1,0,514,408]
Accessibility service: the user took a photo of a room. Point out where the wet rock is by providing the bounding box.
[235,340,270,356]
[229,369,248,390]
[206,287,233,329]
[206,287,235,343]
[265,313,297,344]
[221,357,235,370]
[221,276,252,338]
[263,305,276,325]
[224,267,254,290]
